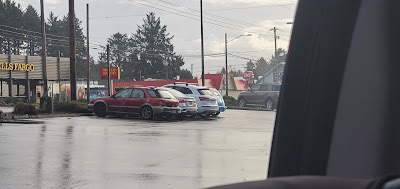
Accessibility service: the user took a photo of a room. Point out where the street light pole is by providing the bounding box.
[225,33,228,96]
[224,34,252,96]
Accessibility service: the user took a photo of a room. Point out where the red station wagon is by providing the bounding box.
[88,87,181,120]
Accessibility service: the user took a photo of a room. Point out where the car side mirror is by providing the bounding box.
[111,94,116,98]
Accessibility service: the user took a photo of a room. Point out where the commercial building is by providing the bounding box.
[0,54,70,102]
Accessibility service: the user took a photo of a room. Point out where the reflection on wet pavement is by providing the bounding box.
[0,110,275,189]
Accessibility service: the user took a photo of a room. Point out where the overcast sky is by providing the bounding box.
[18,0,297,77]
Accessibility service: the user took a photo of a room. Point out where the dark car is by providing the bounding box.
[88,87,181,120]
[237,83,280,110]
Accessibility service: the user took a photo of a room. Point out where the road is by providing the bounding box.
[0,110,276,189]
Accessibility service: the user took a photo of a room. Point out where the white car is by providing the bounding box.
[163,83,219,118]
[157,87,198,118]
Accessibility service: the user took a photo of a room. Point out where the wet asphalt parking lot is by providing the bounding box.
[0,109,276,189]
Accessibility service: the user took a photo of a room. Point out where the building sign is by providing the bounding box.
[100,67,120,80]
[243,71,253,80]
[0,62,35,72]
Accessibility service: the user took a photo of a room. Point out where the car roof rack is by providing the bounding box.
[174,82,187,85]
[173,82,199,86]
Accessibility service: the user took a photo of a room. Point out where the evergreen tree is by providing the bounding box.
[255,57,268,78]
[107,33,129,78]
[23,5,40,55]
[178,69,193,79]
[0,0,24,54]
[128,12,185,80]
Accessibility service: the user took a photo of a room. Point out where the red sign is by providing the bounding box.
[243,71,253,80]
[100,67,120,80]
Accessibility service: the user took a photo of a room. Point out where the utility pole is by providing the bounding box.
[270,27,279,62]
[270,27,280,83]
[69,0,77,101]
[86,3,90,102]
[107,45,111,96]
[40,0,48,97]
[200,0,205,86]
[225,33,228,96]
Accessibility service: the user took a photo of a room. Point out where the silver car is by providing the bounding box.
[157,87,198,118]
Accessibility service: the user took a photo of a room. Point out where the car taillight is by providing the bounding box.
[199,97,209,101]
[178,99,187,103]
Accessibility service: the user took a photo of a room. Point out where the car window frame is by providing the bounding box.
[173,86,193,94]
[130,89,146,98]
[260,84,269,91]
[251,84,261,91]
[115,89,133,98]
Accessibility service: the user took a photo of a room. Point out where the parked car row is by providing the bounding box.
[88,83,227,120]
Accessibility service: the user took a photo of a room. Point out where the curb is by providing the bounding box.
[227,106,275,112]
[0,119,45,124]
[3,113,94,121]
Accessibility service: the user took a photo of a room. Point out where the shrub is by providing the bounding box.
[3,97,22,105]
[54,101,90,113]
[13,103,38,115]
[223,96,237,106]
[115,86,127,93]
[77,98,88,103]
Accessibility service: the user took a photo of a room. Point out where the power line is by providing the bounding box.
[0,24,105,47]
[153,0,265,29]
[205,3,296,11]
[228,53,258,61]
[271,0,296,11]
[90,13,170,19]
[0,23,86,43]
[140,0,264,32]
[0,31,102,49]
[127,0,274,37]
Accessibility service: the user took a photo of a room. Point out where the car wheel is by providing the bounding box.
[238,98,246,108]
[189,114,197,119]
[94,103,107,117]
[140,106,153,120]
[265,98,274,110]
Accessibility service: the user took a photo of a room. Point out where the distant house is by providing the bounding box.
[257,62,285,84]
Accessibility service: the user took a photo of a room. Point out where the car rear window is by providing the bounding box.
[197,89,213,96]
[157,90,175,99]
[209,88,222,97]
[166,89,186,98]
